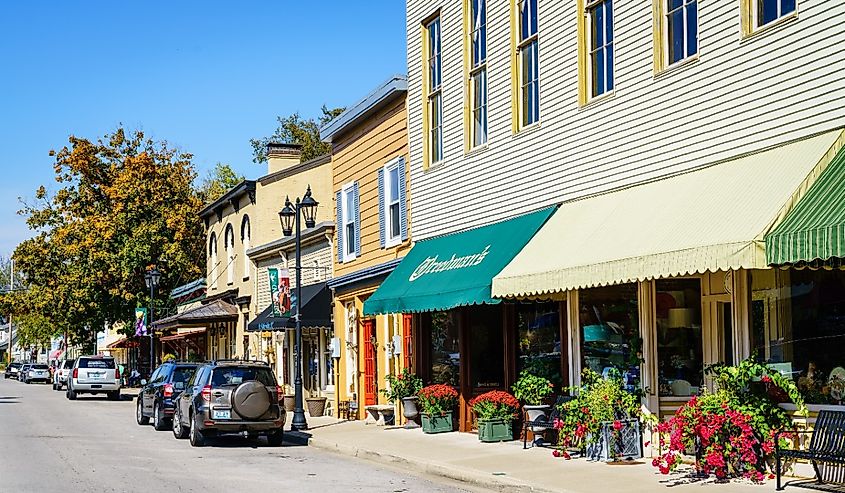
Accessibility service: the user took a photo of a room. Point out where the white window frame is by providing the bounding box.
[469,0,487,147]
[585,0,614,99]
[518,0,540,128]
[383,158,403,248]
[663,0,698,68]
[426,17,443,166]
[209,233,219,289]
[753,0,797,29]
[241,216,251,280]
[341,182,357,263]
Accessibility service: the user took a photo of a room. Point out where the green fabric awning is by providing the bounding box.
[767,143,845,265]
[363,207,556,315]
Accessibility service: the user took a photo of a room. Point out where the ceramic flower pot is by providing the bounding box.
[477,418,513,442]
[402,396,421,429]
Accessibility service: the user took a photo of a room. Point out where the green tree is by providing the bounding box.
[250,105,345,163]
[197,163,244,204]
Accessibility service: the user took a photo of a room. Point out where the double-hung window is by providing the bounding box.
[586,0,614,98]
[343,186,356,259]
[425,17,443,167]
[755,0,797,28]
[337,182,359,263]
[468,0,487,147]
[386,164,401,243]
[379,157,407,249]
[517,0,539,128]
[665,0,698,66]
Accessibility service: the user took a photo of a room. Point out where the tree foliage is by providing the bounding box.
[8,128,205,343]
[197,163,244,204]
[250,105,345,163]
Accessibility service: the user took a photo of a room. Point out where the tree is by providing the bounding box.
[10,127,205,343]
[250,105,345,163]
[197,163,244,204]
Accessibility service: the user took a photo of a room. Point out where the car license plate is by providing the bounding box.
[213,410,230,420]
[91,373,104,379]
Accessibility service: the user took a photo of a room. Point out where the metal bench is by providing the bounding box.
[776,409,845,490]
[522,395,575,449]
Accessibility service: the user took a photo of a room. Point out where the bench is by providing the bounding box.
[523,395,575,449]
[364,405,396,426]
[776,410,845,490]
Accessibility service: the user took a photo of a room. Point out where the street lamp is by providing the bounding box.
[278,185,318,431]
[144,267,161,376]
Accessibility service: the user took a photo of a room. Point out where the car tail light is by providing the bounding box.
[72,368,78,379]
[163,383,174,398]
[201,385,212,402]
[276,385,283,401]
[115,368,120,379]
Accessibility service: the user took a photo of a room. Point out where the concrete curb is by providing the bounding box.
[287,430,559,493]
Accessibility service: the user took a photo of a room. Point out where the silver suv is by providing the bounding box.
[67,355,121,400]
[52,359,75,390]
[172,361,285,447]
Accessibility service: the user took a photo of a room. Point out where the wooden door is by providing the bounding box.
[363,320,377,406]
[402,314,414,371]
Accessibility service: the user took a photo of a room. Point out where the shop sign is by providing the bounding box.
[409,245,491,282]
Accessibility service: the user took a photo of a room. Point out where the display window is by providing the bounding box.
[655,279,703,397]
[427,311,460,386]
[516,302,562,388]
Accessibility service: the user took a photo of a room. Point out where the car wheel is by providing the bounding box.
[108,390,120,401]
[25,379,30,384]
[67,384,77,400]
[153,403,167,431]
[136,398,150,425]
[267,429,284,447]
[172,408,188,439]
[189,412,206,447]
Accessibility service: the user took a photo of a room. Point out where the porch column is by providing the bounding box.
[731,269,752,362]
[566,290,582,389]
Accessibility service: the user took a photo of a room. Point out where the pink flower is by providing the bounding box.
[613,420,623,431]
[552,449,562,458]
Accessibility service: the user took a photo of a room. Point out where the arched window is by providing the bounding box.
[209,232,218,289]
[225,224,235,285]
[241,215,251,279]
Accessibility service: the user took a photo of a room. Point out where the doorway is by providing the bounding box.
[363,320,377,406]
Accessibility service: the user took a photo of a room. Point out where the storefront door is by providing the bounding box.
[462,305,508,431]
[363,320,377,406]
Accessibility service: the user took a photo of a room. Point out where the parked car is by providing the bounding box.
[136,361,200,431]
[66,355,121,400]
[22,363,51,384]
[172,360,285,447]
[4,362,22,379]
[52,359,75,390]
[18,364,31,382]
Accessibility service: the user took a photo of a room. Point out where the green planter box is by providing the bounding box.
[421,413,453,434]
[477,418,513,442]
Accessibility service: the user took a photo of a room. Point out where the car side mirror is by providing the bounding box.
[174,381,185,391]
[140,379,147,386]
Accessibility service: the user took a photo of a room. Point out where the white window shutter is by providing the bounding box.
[336,190,343,263]
[353,182,362,257]
[377,168,386,248]
[398,157,408,241]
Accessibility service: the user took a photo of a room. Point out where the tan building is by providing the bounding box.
[320,76,412,420]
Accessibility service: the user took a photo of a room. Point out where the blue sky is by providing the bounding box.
[0,1,406,256]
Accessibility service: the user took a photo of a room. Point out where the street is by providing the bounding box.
[0,378,470,493]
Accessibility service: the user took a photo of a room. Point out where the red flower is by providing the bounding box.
[612,420,623,431]
[563,451,571,460]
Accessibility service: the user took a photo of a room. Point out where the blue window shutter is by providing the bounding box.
[336,190,343,263]
[398,157,409,241]
[377,168,386,249]
[353,182,361,257]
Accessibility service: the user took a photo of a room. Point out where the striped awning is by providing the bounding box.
[766,139,845,266]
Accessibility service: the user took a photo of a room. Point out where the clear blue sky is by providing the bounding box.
[0,1,407,257]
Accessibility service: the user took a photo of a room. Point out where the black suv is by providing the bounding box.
[136,361,200,431]
[172,360,285,447]
[4,362,22,379]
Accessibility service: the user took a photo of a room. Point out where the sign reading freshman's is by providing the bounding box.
[408,245,491,282]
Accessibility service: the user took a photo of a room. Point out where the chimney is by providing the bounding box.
[267,143,303,174]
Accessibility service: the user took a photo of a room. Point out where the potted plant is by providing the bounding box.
[469,390,520,442]
[557,369,645,462]
[305,392,328,417]
[512,370,555,442]
[417,384,458,434]
[282,384,295,412]
[383,368,423,428]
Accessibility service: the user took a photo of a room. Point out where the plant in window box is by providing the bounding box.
[512,370,555,442]
[469,390,520,442]
[417,384,458,434]
[382,368,423,429]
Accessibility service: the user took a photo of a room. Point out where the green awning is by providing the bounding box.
[767,143,845,265]
[363,207,556,315]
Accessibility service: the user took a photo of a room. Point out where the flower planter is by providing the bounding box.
[421,412,453,434]
[585,419,642,462]
[402,396,421,429]
[305,397,327,417]
[282,395,295,413]
[477,418,513,443]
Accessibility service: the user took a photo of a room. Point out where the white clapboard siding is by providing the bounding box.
[406,0,845,240]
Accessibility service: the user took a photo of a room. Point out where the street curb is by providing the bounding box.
[286,430,559,493]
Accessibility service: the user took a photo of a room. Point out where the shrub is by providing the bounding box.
[512,370,554,405]
[381,368,423,404]
[418,384,458,415]
[469,390,520,421]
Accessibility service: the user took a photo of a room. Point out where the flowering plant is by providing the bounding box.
[418,384,459,415]
[381,368,423,403]
[512,370,555,405]
[469,391,520,421]
[653,358,806,482]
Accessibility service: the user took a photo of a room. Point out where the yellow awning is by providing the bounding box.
[492,129,845,297]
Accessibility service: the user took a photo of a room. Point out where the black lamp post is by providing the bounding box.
[144,267,161,376]
[278,185,318,431]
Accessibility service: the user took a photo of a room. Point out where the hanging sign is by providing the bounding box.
[134,307,148,337]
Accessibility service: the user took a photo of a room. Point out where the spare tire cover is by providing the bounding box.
[231,380,271,420]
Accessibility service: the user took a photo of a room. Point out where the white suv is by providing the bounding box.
[66,355,121,400]
[52,359,75,391]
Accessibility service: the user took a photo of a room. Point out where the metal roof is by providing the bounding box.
[320,75,407,143]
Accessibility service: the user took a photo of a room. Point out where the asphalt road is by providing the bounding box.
[0,376,470,493]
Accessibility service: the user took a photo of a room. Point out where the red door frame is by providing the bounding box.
[402,314,414,371]
[363,319,377,406]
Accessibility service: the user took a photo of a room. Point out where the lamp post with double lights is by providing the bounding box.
[278,185,318,431]
[144,267,161,376]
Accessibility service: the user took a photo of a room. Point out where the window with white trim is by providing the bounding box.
[664,0,698,66]
[518,0,539,128]
[426,17,443,166]
[469,0,487,147]
[209,232,219,289]
[225,224,235,285]
[342,184,357,262]
[384,160,402,247]
[586,0,614,98]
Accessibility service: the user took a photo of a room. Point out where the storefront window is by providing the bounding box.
[579,284,640,390]
[655,279,703,397]
[751,269,845,405]
[468,305,504,389]
[428,311,460,386]
[517,302,562,388]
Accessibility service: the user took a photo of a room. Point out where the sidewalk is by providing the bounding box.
[288,418,779,493]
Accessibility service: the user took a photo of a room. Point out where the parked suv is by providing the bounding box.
[4,362,22,379]
[173,360,285,447]
[136,361,200,431]
[52,359,75,390]
[22,363,51,384]
[66,355,121,400]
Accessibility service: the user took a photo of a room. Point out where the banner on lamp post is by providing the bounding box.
[134,307,148,337]
[269,268,293,318]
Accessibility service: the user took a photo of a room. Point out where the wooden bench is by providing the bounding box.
[523,396,575,449]
[776,409,845,490]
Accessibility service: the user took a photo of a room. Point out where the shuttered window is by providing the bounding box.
[338,182,360,263]
[379,157,408,249]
